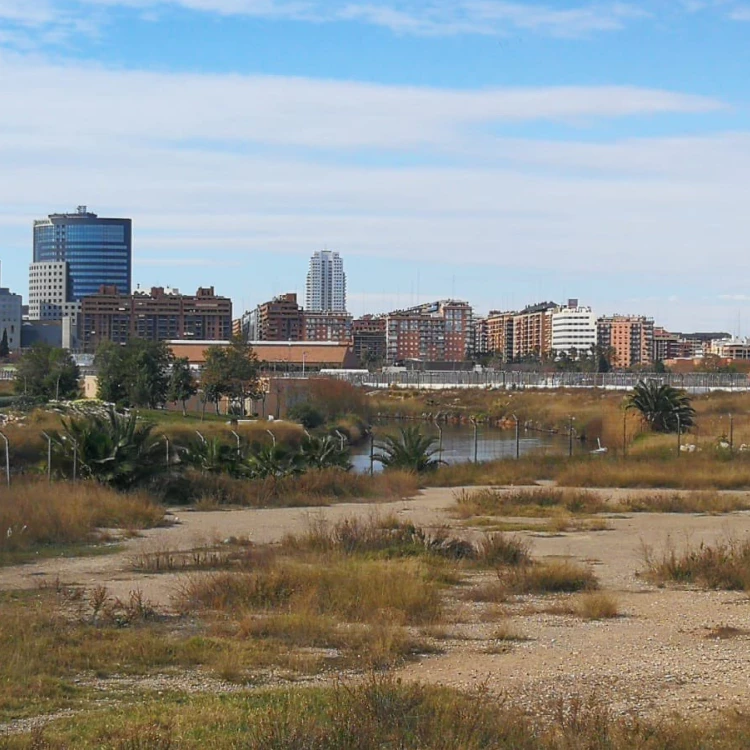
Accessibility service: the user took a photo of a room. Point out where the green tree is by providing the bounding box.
[96,339,172,408]
[200,338,261,417]
[52,406,166,490]
[626,379,696,433]
[288,401,325,429]
[375,426,443,473]
[0,330,9,359]
[298,435,352,471]
[168,357,198,416]
[14,344,80,401]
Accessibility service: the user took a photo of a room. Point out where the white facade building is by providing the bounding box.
[550,301,597,357]
[0,287,22,351]
[28,261,80,325]
[305,250,346,313]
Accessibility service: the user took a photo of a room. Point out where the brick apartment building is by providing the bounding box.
[597,315,654,368]
[304,311,353,343]
[485,311,515,362]
[79,286,232,352]
[384,300,472,365]
[352,316,386,366]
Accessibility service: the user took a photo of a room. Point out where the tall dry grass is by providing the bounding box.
[0,480,164,556]
[454,487,605,518]
[173,468,419,508]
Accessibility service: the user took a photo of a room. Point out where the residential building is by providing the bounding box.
[256,293,305,342]
[33,206,132,300]
[512,302,557,361]
[305,250,346,313]
[472,316,489,358]
[304,311,353,343]
[597,315,654,369]
[550,301,597,357]
[384,300,473,365]
[352,316,387,366]
[652,327,681,362]
[708,338,750,360]
[28,261,81,326]
[485,311,515,362]
[0,286,22,351]
[79,286,232,352]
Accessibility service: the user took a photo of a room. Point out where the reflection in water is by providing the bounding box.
[350,424,578,474]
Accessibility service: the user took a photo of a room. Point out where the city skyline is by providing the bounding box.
[1,2,750,331]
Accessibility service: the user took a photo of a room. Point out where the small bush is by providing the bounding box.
[455,488,605,519]
[475,533,531,567]
[643,538,750,590]
[622,492,750,514]
[502,560,599,595]
[575,592,619,620]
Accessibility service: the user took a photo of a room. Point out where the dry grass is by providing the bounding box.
[642,537,750,590]
[621,491,750,514]
[0,480,165,559]
[501,559,599,595]
[454,487,606,519]
[427,456,563,488]
[170,468,419,508]
[574,592,620,620]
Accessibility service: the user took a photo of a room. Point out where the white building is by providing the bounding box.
[305,250,346,313]
[0,286,22,351]
[550,300,597,357]
[28,261,80,325]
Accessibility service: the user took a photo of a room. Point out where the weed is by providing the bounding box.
[575,592,620,620]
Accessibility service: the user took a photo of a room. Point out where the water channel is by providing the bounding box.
[349,423,581,474]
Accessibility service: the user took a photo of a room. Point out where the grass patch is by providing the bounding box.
[642,538,750,590]
[9,677,750,749]
[502,560,599,595]
[454,487,606,519]
[0,480,165,563]
[621,491,750,514]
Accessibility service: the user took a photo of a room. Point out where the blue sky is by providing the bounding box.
[1,1,750,332]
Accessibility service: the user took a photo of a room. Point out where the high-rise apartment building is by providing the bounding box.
[597,315,654,369]
[33,206,132,301]
[251,293,305,342]
[550,301,597,357]
[512,302,557,361]
[352,316,387,367]
[485,311,515,362]
[79,286,231,352]
[28,261,81,323]
[304,311,353,343]
[305,250,346,313]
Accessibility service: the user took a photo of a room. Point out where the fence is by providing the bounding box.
[314,370,750,394]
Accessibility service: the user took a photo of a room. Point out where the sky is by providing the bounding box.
[1,1,750,332]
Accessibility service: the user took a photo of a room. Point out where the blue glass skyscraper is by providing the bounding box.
[33,206,132,301]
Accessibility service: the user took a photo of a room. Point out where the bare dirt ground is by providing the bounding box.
[3,486,750,721]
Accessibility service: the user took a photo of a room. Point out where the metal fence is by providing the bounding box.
[314,370,750,394]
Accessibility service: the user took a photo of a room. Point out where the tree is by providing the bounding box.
[288,401,325,429]
[626,379,696,433]
[298,435,352,471]
[200,338,261,417]
[0,330,9,359]
[14,344,80,401]
[168,358,197,416]
[52,406,166,490]
[375,426,443,473]
[96,339,172,408]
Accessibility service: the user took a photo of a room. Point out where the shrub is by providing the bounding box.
[502,560,599,595]
[575,592,620,620]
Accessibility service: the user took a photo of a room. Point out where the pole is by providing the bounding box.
[370,432,375,476]
[622,411,627,458]
[335,430,347,451]
[729,413,734,453]
[195,431,206,445]
[676,414,681,458]
[434,418,444,464]
[471,418,478,463]
[568,416,575,458]
[42,431,52,483]
[72,439,78,483]
[513,414,520,460]
[0,432,9,488]
[164,436,170,466]
[266,429,276,447]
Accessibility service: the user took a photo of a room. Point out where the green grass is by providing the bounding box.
[7,679,750,749]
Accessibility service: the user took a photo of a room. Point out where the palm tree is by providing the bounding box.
[182,437,242,477]
[298,435,352,471]
[626,380,696,433]
[52,406,166,490]
[245,444,305,479]
[374,426,443,473]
